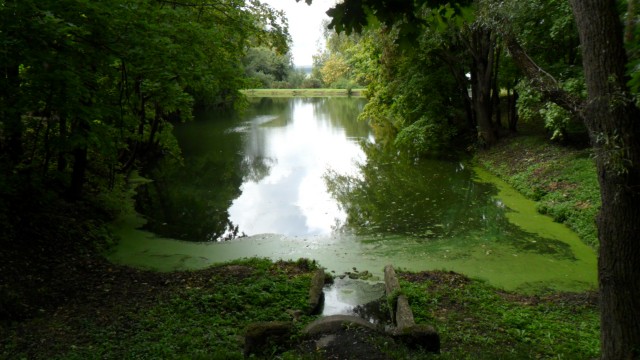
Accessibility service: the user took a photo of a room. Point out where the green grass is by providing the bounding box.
[477,135,600,248]
[241,88,367,97]
[2,258,320,360]
[3,259,601,359]
[397,271,600,359]
[87,260,315,359]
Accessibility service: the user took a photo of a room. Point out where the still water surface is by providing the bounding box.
[110,97,596,293]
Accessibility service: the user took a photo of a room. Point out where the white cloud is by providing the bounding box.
[261,0,336,67]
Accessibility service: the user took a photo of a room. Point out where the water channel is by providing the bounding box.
[109,97,597,296]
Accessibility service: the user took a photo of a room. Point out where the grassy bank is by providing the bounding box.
[242,88,367,97]
[2,257,600,359]
[1,258,320,359]
[399,271,599,359]
[476,133,600,248]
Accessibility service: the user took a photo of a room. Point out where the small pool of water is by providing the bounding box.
[322,277,385,316]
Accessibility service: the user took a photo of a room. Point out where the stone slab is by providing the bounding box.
[308,268,326,315]
[395,294,415,330]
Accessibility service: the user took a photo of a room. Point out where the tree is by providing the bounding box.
[0,0,290,200]
[568,1,640,358]
[310,23,366,89]
[496,1,640,354]
[242,46,299,88]
[326,0,505,147]
[492,0,586,141]
[319,0,640,356]
[319,53,350,86]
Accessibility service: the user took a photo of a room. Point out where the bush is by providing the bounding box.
[330,77,357,91]
[394,116,457,156]
[301,77,323,89]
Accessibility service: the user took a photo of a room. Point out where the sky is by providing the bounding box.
[260,0,336,67]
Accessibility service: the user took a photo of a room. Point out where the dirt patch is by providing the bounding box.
[399,270,470,289]
[498,290,599,308]
[271,258,319,277]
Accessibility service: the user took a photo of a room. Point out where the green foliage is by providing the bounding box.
[540,103,571,141]
[243,46,300,89]
[285,69,309,89]
[326,0,473,37]
[352,24,464,156]
[311,24,369,89]
[394,116,457,155]
[0,1,292,327]
[320,0,595,153]
[2,258,318,359]
[0,0,290,202]
[516,78,587,142]
[320,53,351,86]
[300,77,323,89]
[329,77,358,91]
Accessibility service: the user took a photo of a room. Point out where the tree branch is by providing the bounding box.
[505,35,584,118]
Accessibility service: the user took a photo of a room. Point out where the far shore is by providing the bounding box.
[241,88,367,97]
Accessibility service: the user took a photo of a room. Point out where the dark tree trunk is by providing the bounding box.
[474,83,494,145]
[57,114,68,172]
[148,103,162,149]
[120,77,146,174]
[68,144,88,201]
[569,1,640,358]
[67,118,89,201]
[468,27,497,146]
[1,63,23,163]
[42,113,53,178]
[507,88,518,133]
[440,50,475,129]
[136,78,146,139]
[492,46,501,129]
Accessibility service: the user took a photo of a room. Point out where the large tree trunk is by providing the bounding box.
[440,50,475,129]
[507,87,518,133]
[67,117,89,201]
[569,1,640,358]
[467,26,497,146]
[1,63,23,164]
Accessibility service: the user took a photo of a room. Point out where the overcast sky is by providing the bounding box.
[261,0,336,67]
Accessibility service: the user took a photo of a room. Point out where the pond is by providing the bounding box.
[109,97,597,293]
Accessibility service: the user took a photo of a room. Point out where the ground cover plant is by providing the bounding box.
[477,130,600,248]
[398,271,600,359]
[1,258,320,359]
[2,255,600,359]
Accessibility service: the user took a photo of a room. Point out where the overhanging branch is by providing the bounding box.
[505,35,584,118]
